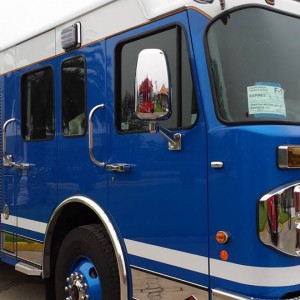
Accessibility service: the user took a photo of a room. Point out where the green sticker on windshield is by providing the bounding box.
[247,85,286,118]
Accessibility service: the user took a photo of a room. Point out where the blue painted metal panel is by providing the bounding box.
[207,125,300,298]
[56,43,108,207]
[2,72,22,233]
[188,8,300,299]
[8,61,57,226]
[1,61,57,242]
[106,11,210,288]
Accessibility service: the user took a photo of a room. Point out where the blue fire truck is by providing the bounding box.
[1,0,300,299]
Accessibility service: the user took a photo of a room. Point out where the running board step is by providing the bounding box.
[15,262,42,276]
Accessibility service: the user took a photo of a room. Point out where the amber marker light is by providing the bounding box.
[220,250,229,261]
[278,146,300,168]
[216,231,230,244]
[288,147,300,167]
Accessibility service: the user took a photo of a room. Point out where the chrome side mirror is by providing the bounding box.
[135,49,171,121]
[134,49,181,151]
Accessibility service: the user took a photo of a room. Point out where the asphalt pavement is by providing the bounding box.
[0,261,45,299]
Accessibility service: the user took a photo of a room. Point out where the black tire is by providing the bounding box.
[55,224,120,300]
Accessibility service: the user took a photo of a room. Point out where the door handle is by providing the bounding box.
[3,118,29,170]
[105,164,131,172]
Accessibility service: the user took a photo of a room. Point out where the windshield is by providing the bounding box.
[206,7,300,123]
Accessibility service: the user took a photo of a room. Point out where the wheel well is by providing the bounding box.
[43,197,129,300]
[44,202,101,279]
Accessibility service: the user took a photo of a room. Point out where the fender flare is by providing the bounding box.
[43,195,128,300]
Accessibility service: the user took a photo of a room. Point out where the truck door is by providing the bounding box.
[2,65,56,264]
[106,15,209,292]
[57,51,108,207]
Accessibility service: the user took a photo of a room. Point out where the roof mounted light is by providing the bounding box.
[265,0,275,5]
[193,0,214,4]
[194,0,225,10]
[61,22,81,52]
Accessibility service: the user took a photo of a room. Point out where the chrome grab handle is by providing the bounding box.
[88,104,106,167]
[88,104,131,172]
[3,118,29,170]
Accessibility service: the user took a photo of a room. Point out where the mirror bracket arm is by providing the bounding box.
[149,121,182,151]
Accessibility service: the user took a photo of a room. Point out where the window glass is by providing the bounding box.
[61,56,86,136]
[117,26,197,132]
[206,7,300,123]
[21,67,54,141]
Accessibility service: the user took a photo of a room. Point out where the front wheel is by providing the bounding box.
[55,224,120,300]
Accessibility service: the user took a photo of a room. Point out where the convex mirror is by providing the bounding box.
[135,49,171,121]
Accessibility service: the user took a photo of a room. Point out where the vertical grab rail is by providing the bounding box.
[3,118,29,170]
[88,104,106,168]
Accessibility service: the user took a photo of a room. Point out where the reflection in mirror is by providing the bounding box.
[259,183,300,256]
[135,49,171,121]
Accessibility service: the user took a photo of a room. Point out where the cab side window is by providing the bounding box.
[116,26,197,132]
[21,67,54,141]
[61,56,86,136]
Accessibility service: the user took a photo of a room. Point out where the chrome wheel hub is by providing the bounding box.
[65,272,89,300]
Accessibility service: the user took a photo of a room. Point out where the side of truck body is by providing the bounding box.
[1,0,300,299]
